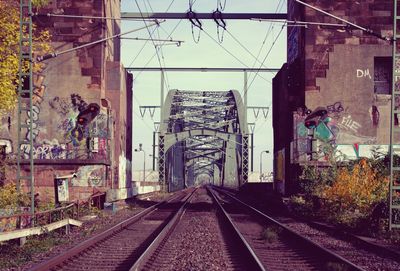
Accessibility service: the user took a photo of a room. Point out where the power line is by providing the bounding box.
[132,19,183,81]
[201,29,271,84]
[37,22,161,62]
[225,29,268,68]
[295,0,390,41]
[132,0,197,81]
[143,0,171,90]
[126,0,177,68]
[133,110,154,132]
[250,0,285,71]
[245,22,286,95]
[127,26,159,68]
[135,0,171,92]
[34,13,154,21]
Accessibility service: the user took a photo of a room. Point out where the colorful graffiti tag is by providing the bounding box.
[20,141,67,159]
[293,102,377,163]
[45,94,110,159]
[72,165,106,187]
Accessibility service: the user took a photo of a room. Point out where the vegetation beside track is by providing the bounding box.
[289,148,400,243]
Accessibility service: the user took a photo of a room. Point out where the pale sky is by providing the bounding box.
[120,0,287,176]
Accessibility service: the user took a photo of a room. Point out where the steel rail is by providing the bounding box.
[212,186,365,271]
[207,186,266,271]
[129,187,198,271]
[215,186,400,266]
[29,191,187,271]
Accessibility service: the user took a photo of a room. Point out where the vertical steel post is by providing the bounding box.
[18,0,34,217]
[390,0,400,230]
[152,132,156,171]
[250,133,254,172]
[244,71,248,123]
[160,70,164,118]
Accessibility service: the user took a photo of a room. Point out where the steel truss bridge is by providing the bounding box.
[158,89,248,191]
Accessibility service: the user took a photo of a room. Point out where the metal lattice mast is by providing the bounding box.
[390,0,400,230]
[17,0,35,216]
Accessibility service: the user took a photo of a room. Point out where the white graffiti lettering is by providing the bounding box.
[25,105,40,142]
[356,69,372,79]
[339,115,361,133]
[20,143,67,159]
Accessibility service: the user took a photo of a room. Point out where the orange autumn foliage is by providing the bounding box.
[323,159,389,214]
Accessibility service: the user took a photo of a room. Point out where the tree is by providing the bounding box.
[0,0,50,115]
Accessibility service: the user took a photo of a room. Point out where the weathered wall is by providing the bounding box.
[287,0,393,163]
[0,0,132,203]
[310,45,391,143]
[274,0,393,194]
[301,0,392,92]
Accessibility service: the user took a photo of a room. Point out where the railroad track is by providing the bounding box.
[209,186,364,271]
[30,188,196,271]
[212,186,400,271]
[131,187,263,271]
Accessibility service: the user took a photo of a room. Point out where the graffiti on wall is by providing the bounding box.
[293,102,377,163]
[25,105,41,142]
[23,74,48,143]
[357,69,372,79]
[20,139,67,159]
[72,165,105,187]
[337,115,361,133]
[46,94,109,159]
[0,139,12,154]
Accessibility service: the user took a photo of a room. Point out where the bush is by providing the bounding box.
[288,195,315,217]
[299,165,336,196]
[0,183,30,211]
[322,159,389,227]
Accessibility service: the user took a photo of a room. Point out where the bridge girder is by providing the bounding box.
[158,89,249,191]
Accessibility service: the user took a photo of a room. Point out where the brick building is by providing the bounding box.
[273,0,393,194]
[0,0,134,203]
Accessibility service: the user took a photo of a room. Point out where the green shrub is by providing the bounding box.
[260,225,282,243]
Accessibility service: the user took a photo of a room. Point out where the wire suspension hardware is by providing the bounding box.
[295,0,391,41]
[213,9,226,43]
[217,0,227,11]
[251,18,350,28]
[121,37,184,47]
[36,21,162,62]
[187,2,202,43]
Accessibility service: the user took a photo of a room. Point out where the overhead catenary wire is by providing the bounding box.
[135,0,171,92]
[295,0,391,41]
[36,21,162,62]
[250,0,285,72]
[225,29,269,69]
[131,19,183,81]
[121,37,184,46]
[245,22,286,95]
[188,0,202,43]
[201,29,272,84]
[132,0,198,81]
[143,0,172,90]
[126,0,177,68]
[33,13,154,21]
[217,0,227,11]
[251,18,350,28]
